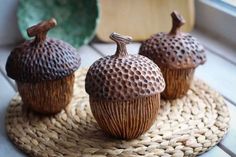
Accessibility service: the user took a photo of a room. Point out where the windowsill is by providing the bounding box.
[192,28,236,65]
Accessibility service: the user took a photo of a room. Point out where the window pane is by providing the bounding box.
[221,0,236,8]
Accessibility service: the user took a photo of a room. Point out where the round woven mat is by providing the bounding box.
[6,69,230,157]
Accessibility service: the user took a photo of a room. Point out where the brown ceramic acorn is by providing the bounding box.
[85,32,165,139]
[139,11,206,99]
[6,18,81,114]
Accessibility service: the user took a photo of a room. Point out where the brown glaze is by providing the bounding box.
[6,18,81,82]
[160,66,194,99]
[5,18,80,114]
[169,11,185,35]
[86,32,165,101]
[86,32,165,139]
[90,94,160,139]
[110,32,132,58]
[139,11,206,69]
[17,74,74,114]
[139,11,206,99]
[27,18,57,42]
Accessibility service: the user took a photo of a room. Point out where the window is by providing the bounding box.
[222,0,236,8]
[195,0,236,45]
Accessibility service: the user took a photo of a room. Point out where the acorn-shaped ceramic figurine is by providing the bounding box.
[139,11,206,99]
[85,32,165,139]
[6,18,81,114]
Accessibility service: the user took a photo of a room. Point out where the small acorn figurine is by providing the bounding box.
[85,32,165,139]
[6,18,81,114]
[139,11,206,99]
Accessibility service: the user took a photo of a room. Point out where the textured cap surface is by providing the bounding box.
[85,32,165,101]
[139,11,206,69]
[6,18,81,82]
[6,38,81,82]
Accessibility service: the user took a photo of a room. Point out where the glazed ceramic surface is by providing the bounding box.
[18,0,99,48]
[6,18,81,114]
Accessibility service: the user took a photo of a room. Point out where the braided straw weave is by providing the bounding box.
[6,68,230,157]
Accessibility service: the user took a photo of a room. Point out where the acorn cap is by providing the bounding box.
[139,11,206,69]
[6,18,81,82]
[85,32,165,101]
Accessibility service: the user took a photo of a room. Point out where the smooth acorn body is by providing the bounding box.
[139,11,206,99]
[85,33,165,139]
[6,18,81,114]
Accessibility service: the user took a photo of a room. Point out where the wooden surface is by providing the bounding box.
[97,0,194,42]
[0,29,236,156]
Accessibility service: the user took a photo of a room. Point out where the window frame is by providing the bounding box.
[195,0,236,45]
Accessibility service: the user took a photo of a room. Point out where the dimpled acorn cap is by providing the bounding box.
[6,18,81,83]
[85,32,165,101]
[139,11,206,69]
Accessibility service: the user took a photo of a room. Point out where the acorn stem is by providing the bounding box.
[27,18,57,43]
[169,11,185,35]
[110,32,132,58]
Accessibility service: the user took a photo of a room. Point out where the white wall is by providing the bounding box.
[0,0,22,46]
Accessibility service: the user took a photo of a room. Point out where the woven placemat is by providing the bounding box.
[6,68,230,157]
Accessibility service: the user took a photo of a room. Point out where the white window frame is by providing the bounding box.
[195,0,236,45]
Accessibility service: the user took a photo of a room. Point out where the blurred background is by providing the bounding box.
[0,0,235,47]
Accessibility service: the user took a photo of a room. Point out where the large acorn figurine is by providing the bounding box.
[85,32,165,139]
[6,18,81,114]
[139,11,206,99]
